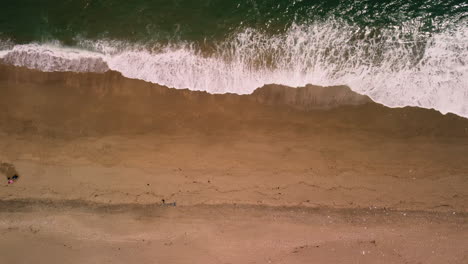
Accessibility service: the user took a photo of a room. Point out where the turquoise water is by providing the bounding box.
[1,0,467,116]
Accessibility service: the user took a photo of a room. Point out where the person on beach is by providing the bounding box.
[7,175,19,184]
[1,162,19,184]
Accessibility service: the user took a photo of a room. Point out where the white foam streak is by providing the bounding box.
[0,43,108,72]
[0,20,467,117]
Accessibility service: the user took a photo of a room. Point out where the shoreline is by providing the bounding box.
[1,64,468,213]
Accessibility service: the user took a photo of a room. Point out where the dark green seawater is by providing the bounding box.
[1,0,466,44]
[0,0,467,116]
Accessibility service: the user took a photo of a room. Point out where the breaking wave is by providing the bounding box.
[0,17,467,117]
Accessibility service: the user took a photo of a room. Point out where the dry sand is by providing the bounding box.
[0,65,467,263]
[1,201,467,264]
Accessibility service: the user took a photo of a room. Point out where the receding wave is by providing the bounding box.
[1,17,467,118]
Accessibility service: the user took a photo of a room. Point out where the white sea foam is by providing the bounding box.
[0,19,467,117]
[0,43,108,72]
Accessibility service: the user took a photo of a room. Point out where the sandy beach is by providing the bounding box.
[1,65,467,263]
[1,201,467,264]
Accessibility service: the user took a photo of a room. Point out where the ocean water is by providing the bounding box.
[1,0,467,117]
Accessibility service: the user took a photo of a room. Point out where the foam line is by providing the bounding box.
[0,20,466,117]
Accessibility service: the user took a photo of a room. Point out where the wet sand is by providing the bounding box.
[0,65,467,263]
